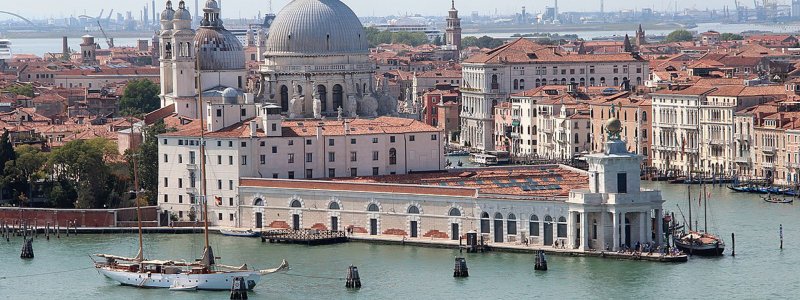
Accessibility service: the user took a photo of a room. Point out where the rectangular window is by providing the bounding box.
[260,141,266,147]
[288,140,294,146]
[163,139,168,145]
[241,155,247,165]
[241,142,247,147]
[617,173,628,193]
[272,146,278,154]
[217,155,222,164]
[390,136,396,143]
[350,168,358,177]
[288,171,295,179]
[163,154,168,163]
[217,180,222,190]
[228,198,233,206]
[351,138,356,145]
[328,168,336,177]
[229,156,234,165]
[228,141,233,147]
[372,151,379,161]
[288,154,295,164]
[431,134,437,141]
[189,151,196,164]
[372,138,378,143]
[241,109,246,117]
[306,139,312,145]
[178,195,183,204]
[229,213,234,221]
[216,109,223,117]
[164,177,168,187]
[272,173,279,179]
[229,180,234,190]
[217,141,222,147]
[329,139,335,146]
[164,194,169,203]
[305,169,313,179]
[178,178,183,188]
[218,213,223,221]
[350,152,357,162]
[271,124,277,132]
[178,154,183,164]
[306,153,313,163]
[328,152,336,162]
[372,167,379,176]
[260,155,266,165]
[409,135,415,141]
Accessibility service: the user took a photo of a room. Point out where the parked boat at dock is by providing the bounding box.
[220,229,261,237]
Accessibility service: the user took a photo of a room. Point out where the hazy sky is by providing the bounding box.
[3,0,739,20]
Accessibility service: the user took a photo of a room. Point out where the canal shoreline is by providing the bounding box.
[4,225,687,263]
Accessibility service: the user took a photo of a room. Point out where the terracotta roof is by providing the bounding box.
[240,178,477,198]
[464,38,643,64]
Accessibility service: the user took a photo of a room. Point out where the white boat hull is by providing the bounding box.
[97,268,261,291]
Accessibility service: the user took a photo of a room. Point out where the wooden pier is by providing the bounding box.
[261,229,348,245]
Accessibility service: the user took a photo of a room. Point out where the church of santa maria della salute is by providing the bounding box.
[158,0,396,120]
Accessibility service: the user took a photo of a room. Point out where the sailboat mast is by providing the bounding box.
[196,46,210,252]
[687,185,692,231]
[133,117,144,262]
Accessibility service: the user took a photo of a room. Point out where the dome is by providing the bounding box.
[161,1,175,21]
[222,87,240,104]
[265,0,368,55]
[194,28,245,70]
[204,0,220,11]
[173,1,192,21]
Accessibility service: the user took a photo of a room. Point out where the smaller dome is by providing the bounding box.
[204,0,220,10]
[222,88,240,104]
[161,1,175,21]
[174,1,192,21]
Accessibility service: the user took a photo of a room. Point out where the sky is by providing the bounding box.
[2,0,739,20]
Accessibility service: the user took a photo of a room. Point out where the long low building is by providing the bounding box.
[229,128,665,251]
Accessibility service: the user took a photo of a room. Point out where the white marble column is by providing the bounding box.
[619,211,627,248]
[599,211,608,251]
[612,211,620,251]
[581,212,590,250]
[645,210,653,243]
[639,211,647,245]
[568,211,577,249]
[655,209,663,245]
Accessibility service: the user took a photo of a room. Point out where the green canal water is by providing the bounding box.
[0,182,797,299]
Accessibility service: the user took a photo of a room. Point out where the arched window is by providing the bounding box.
[574,133,579,144]
[448,207,462,217]
[642,111,648,122]
[579,78,585,87]
[513,79,519,90]
[519,79,525,89]
[408,205,420,214]
[491,75,499,89]
[480,212,490,234]
[332,84,344,111]
[328,202,340,210]
[389,148,397,165]
[494,212,503,220]
[507,213,517,235]
[613,77,619,86]
[290,199,302,208]
[367,203,380,212]
[297,85,303,96]
[254,198,264,206]
[552,79,558,85]
[280,85,289,113]
[561,78,567,85]
[590,77,596,86]
[557,216,567,238]
[535,79,541,87]
[529,215,539,237]
[600,77,606,85]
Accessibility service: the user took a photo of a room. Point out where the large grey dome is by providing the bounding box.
[265,0,368,55]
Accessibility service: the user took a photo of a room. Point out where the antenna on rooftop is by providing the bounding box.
[269,0,273,14]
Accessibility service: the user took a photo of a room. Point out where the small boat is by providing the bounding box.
[673,231,725,256]
[763,196,794,204]
[169,280,198,291]
[727,185,751,193]
[220,229,261,237]
[445,150,470,157]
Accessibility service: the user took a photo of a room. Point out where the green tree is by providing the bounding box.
[2,84,34,98]
[47,138,121,208]
[720,33,744,41]
[666,30,694,42]
[0,131,16,202]
[433,35,443,46]
[129,121,170,205]
[4,145,47,205]
[462,36,505,49]
[119,79,160,116]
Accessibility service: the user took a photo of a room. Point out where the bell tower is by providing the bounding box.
[159,0,176,108]
[445,0,462,52]
[171,0,197,118]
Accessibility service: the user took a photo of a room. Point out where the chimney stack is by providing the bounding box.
[250,120,257,138]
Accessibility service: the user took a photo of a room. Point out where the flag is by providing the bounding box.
[215,196,222,206]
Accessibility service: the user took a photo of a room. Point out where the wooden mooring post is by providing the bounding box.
[453,257,469,277]
[45,222,50,240]
[346,265,361,289]
[20,238,34,259]
[56,222,60,239]
[731,233,735,257]
[65,221,69,237]
[229,277,248,299]
[780,224,783,250]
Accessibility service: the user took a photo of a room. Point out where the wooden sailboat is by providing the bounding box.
[673,181,725,256]
[92,45,287,290]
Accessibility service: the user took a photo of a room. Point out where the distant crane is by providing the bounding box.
[106,9,114,23]
[97,20,114,48]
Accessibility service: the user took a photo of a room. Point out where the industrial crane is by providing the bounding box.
[96,19,114,48]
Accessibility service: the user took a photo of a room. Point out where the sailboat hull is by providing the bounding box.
[97,268,261,291]
[673,239,725,256]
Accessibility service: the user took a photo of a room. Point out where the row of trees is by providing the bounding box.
[365,27,430,48]
[0,120,167,209]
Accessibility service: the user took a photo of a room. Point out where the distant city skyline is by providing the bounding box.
[1,0,746,21]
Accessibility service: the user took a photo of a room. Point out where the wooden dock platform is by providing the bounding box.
[261,229,348,245]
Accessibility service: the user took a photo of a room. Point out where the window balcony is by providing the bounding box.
[762,162,775,169]
[762,146,776,155]
[735,156,751,165]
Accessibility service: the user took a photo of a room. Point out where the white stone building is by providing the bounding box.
[460,38,648,151]
[650,87,711,175]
